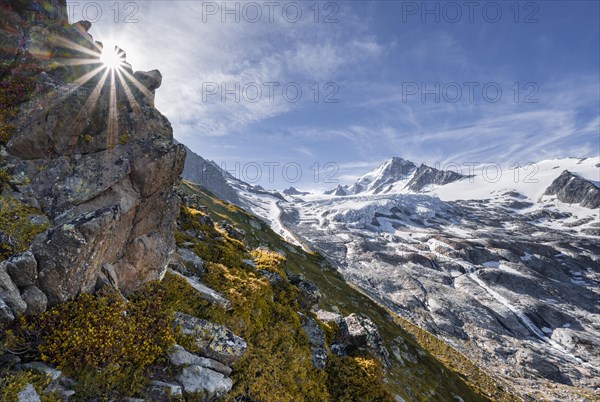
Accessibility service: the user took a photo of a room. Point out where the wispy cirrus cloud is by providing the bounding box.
[70,0,599,190]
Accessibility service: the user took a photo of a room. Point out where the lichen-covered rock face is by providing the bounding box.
[0,1,185,312]
[177,364,233,400]
[300,315,327,369]
[173,312,247,365]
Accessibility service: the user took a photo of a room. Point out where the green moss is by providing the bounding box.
[178,205,246,268]
[0,168,11,191]
[119,134,129,145]
[0,122,15,145]
[0,370,61,402]
[250,248,287,278]
[7,288,176,399]
[201,256,329,400]
[139,272,225,326]
[325,355,395,402]
[0,196,48,261]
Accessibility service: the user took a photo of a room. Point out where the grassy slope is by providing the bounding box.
[179,181,519,402]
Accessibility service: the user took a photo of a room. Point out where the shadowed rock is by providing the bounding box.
[0,6,185,313]
[544,170,600,209]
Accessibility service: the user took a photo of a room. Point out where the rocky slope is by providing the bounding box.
[0,0,185,321]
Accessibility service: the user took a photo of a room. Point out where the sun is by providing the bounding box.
[100,45,126,70]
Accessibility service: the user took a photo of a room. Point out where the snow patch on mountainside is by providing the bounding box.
[432,157,599,202]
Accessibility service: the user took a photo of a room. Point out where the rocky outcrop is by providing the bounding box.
[406,164,464,192]
[0,263,27,322]
[177,364,233,401]
[544,170,600,209]
[288,272,321,309]
[299,314,327,369]
[0,1,185,314]
[317,310,388,365]
[283,187,310,196]
[169,345,232,376]
[167,314,245,401]
[324,184,350,196]
[176,248,206,275]
[173,312,247,365]
[165,344,237,399]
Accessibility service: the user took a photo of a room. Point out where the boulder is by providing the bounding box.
[21,286,48,315]
[300,315,327,369]
[0,266,27,316]
[168,271,231,310]
[0,297,15,324]
[173,312,246,365]
[17,384,40,402]
[177,248,205,275]
[258,270,285,286]
[145,381,183,401]
[169,344,232,376]
[177,365,232,400]
[339,314,389,365]
[4,252,38,287]
[315,310,344,326]
[216,222,245,241]
[288,273,321,309]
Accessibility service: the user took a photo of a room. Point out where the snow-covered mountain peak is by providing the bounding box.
[351,157,418,194]
[346,157,469,195]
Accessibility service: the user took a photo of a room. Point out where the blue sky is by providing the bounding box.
[68,1,600,190]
